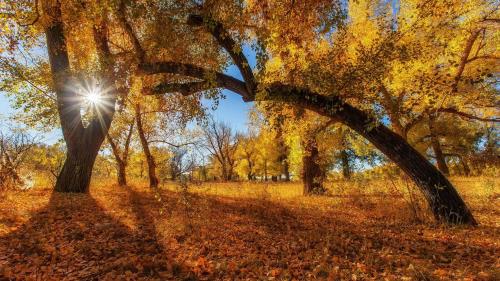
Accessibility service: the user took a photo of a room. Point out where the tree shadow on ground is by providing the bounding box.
[0,186,498,280]
[127,186,499,280]
[0,190,193,280]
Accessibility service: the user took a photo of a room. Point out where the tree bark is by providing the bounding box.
[301,137,325,195]
[269,85,476,225]
[135,105,159,188]
[44,2,116,193]
[428,116,450,176]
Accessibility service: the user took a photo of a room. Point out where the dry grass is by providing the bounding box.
[0,177,498,280]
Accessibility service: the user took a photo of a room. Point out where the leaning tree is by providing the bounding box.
[127,1,479,224]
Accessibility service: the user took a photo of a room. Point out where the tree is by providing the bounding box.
[203,118,239,181]
[138,3,478,224]
[0,127,38,189]
[43,1,118,192]
[106,114,135,186]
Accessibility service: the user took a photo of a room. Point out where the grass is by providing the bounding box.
[0,177,498,280]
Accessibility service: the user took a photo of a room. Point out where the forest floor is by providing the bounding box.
[0,177,498,280]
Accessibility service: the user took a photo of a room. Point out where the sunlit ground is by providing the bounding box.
[0,177,498,280]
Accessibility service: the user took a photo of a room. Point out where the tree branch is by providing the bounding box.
[437,108,500,123]
[116,0,146,61]
[187,14,257,96]
[145,81,213,96]
[138,61,251,101]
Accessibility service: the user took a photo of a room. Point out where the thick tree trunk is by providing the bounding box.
[340,150,351,179]
[135,105,159,188]
[302,137,325,195]
[428,117,450,176]
[270,85,476,225]
[55,142,100,193]
[44,2,115,193]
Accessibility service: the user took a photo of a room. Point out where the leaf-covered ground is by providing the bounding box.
[0,179,498,280]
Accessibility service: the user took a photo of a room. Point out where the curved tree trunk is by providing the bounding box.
[301,137,326,195]
[270,85,476,225]
[135,105,159,189]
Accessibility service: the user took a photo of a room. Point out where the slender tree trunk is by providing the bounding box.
[107,122,133,187]
[264,159,268,181]
[283,160,291,181]
[301,137,325,195]
[340,150,351,179]
[459,156,471,176]
[117,161,127,186]
[428,116,450,176]
[135,105,159,188]
[270,85,476,225]
[275,125,291,181]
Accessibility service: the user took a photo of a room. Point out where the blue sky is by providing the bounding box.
[0,47,256,143]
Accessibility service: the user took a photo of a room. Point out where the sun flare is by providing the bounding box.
[84,88,103,105]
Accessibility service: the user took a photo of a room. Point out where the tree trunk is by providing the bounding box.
[340,150,351,179]
[275,125,291,181]
[264,159,268,181]
[301,137,325,195]
[107,122,134,187]
[44,2,116,193]
[135,105,159,189]
[55,135,102,193]
[428,116,450,176]
[117,161,127,186]
[270,85,476,225]
[283,160,291,181]
[459,156,471,176]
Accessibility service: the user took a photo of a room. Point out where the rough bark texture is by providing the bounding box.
[135,105,159,189]
[269,85,476,225]
[301,137,325,195]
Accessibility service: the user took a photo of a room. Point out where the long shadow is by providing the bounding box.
[0,190,190,280]
[136,188,498,279]
[1,187,497,280]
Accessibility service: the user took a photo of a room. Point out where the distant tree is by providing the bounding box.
[203,118,239,181]
[106,114,135,187]
[0,128,38,189]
